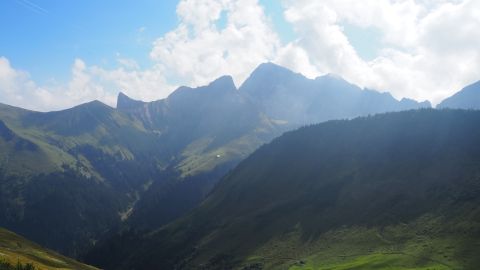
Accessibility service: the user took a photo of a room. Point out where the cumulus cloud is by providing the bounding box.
[150,0,279,87]
[1,0,479,110]
[1,0,278,111]
[276,0,480,105]
[88,64,172,102]
[0,57,116,111]
[276,1,370,81]
[0,56,175,111]
[0,57,54,111]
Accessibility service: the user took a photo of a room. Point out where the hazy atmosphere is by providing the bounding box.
[1,0,479,110]
[1,1,480,270]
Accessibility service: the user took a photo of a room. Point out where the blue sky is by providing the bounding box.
[1,0,178,83]
[0,0,478,111]
[0,0,379,84]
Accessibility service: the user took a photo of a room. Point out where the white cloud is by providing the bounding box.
[0,57,54,111]
[1,0,479,110]
[0,57,116,111]
[116,57,140,70]
[88,64,173,102]
[150,0,280,87]
[276,1,370,82]
[0,56,174,111]
[276,0,480,105]
[1,0,278,111]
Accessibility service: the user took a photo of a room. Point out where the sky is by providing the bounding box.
[1,0,479,111]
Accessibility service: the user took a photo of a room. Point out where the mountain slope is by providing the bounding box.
[0,227,97,270]
[96,109,480,270]
[124,63,432,230]
[117,75,276,176]
[240,63,431,126]
[0,101,165,256]
[0,76,279,255]
[438,80,480,109]
[0,62,438,257]
[116,76,280,230]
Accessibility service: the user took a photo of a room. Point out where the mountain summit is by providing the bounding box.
[117,92,144,110]
[240,62,431,125]
[438,80,480,109]
[0,62,464,258]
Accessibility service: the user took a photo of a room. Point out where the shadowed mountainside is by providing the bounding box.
[86,109,480,270]
[0,63,433,257]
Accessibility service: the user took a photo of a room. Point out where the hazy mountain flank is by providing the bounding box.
[438,80,480,110]
[0,63,455,262]
[87,109,480,270]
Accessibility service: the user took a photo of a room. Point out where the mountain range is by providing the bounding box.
[86,109,480,270]
[0,62,478,263]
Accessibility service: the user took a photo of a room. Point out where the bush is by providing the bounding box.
[0,260,36,270]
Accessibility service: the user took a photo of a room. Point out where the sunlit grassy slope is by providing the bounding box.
[0,84,280,254]
[0,64,432,257]
[0,101,169,255]
[249,214,479,270]
[0,228,98,270]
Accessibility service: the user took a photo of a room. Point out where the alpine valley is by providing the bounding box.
[1,62,480,270]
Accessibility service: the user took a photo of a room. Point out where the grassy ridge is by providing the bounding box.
[0,228,97,270]
[0,101,172,255]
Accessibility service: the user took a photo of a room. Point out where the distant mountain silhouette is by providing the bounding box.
[438,80,480,109]
[0,63,440,256]
[240,62,430,126]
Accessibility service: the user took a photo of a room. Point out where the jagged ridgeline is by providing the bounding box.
[0,63,430,256]
[87,109,480,270]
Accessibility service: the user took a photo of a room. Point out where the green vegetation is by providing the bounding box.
[0,228,97,270]
[0,63,432,257]
[0,81,279,254]
[87,109,480,270]
[0,101,171,255]
[250,215,473,270]
[0,260,36,270]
